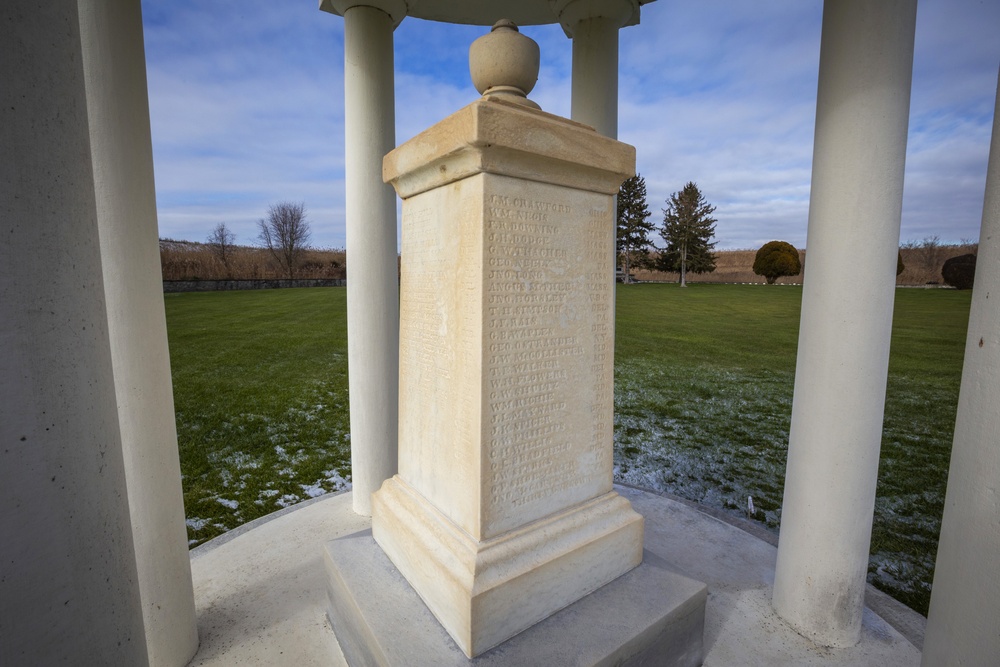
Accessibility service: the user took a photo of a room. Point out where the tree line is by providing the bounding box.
[617,175,802,286]
[173,192,979,289]
[205,201,315,279]
[162,202,345,282]
[616,175,977,288]
[616,177,718,287]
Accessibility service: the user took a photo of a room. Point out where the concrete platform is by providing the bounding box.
[188,486,923,666]
[325,529,706,665]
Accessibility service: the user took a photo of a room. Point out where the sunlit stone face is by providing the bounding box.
[398,173,615,540]
[374,97,642,658]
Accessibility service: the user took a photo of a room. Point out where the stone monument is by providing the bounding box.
[371,20,644,658]
[325,21,706,666]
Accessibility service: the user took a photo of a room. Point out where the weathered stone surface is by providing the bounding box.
[373,482,644,656]
[325,528,707,666]
[382,98,633,199]
[372,95,645,657]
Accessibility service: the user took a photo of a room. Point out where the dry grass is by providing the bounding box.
[160,239,346,281]
[898,242,978,286]
[161,238,977,287]
[634,244,978,286]
[633,249,807,285]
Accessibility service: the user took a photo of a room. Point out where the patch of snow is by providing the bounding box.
[323,468,352,492]
[186,517,209,531]
[300,483,326,498]
[216,498,239,510]
[223,451,260,470]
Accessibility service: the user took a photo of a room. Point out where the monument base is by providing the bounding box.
[325,527,706,666]
[369,476,645,657]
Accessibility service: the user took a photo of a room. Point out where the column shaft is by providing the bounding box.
[571,17,619,139]
[0,2,148,663]
[772,0,917,648]
[343,6,400,515]
[921,69,1000,666]
[78,1,199,664]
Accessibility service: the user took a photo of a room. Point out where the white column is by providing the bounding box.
[0,2,147,664]
[342,4,400,515]
[921,69,1000,666]
[78,1,198,664]
[557,0,636,139]
[772,0,917,648]
[571,16,619,139]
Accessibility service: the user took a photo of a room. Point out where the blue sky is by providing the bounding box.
[141,0,1000,251]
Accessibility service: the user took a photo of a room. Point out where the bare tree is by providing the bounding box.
[207,222,237,272]
[258,202,311,279]
[901,235,945,284]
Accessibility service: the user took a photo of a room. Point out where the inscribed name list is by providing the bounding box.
[397,172,615,541]
[482,175,614,537]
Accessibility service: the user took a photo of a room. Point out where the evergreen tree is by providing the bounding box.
[659,182,717,287]
[616,174,655,284]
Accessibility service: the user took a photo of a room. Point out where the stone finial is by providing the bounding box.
[469,19,541,110]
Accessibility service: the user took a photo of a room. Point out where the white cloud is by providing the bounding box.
[142,0,999,251]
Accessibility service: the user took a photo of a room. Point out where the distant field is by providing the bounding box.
[630,242,977,286]
[158,238,975,286]
[165,284,971,615]
[160,239,346,281]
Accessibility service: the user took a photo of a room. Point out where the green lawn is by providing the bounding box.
[612,283,970,615]
[165,284,971,615]
[165,288,351,546]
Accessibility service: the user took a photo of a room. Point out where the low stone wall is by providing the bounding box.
[163,279,346,293]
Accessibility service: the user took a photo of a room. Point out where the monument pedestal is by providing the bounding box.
[373,479,643,656]
[332,21,706,660]
[325,526,706,666]
[370,96,648,658]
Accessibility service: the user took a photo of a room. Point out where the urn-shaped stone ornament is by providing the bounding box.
[469,19,541,109]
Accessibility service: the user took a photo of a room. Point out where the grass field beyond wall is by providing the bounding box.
[165,284,971,615]
[165,289,351,547]
[612,283,970,615]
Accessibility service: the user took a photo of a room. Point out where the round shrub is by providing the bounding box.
[942,253,977,290]
[753,241,801,284]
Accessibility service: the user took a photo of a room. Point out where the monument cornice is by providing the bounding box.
[383,97,635,199]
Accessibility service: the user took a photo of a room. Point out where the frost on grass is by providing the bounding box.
[280,468,352,507]
[179,379,351,549]
[325,467,352,489]
[613,361,792,529]
[612,359,954,614]
[223,451,260,470]
[301,483,327,498]
[185,517,209,531]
